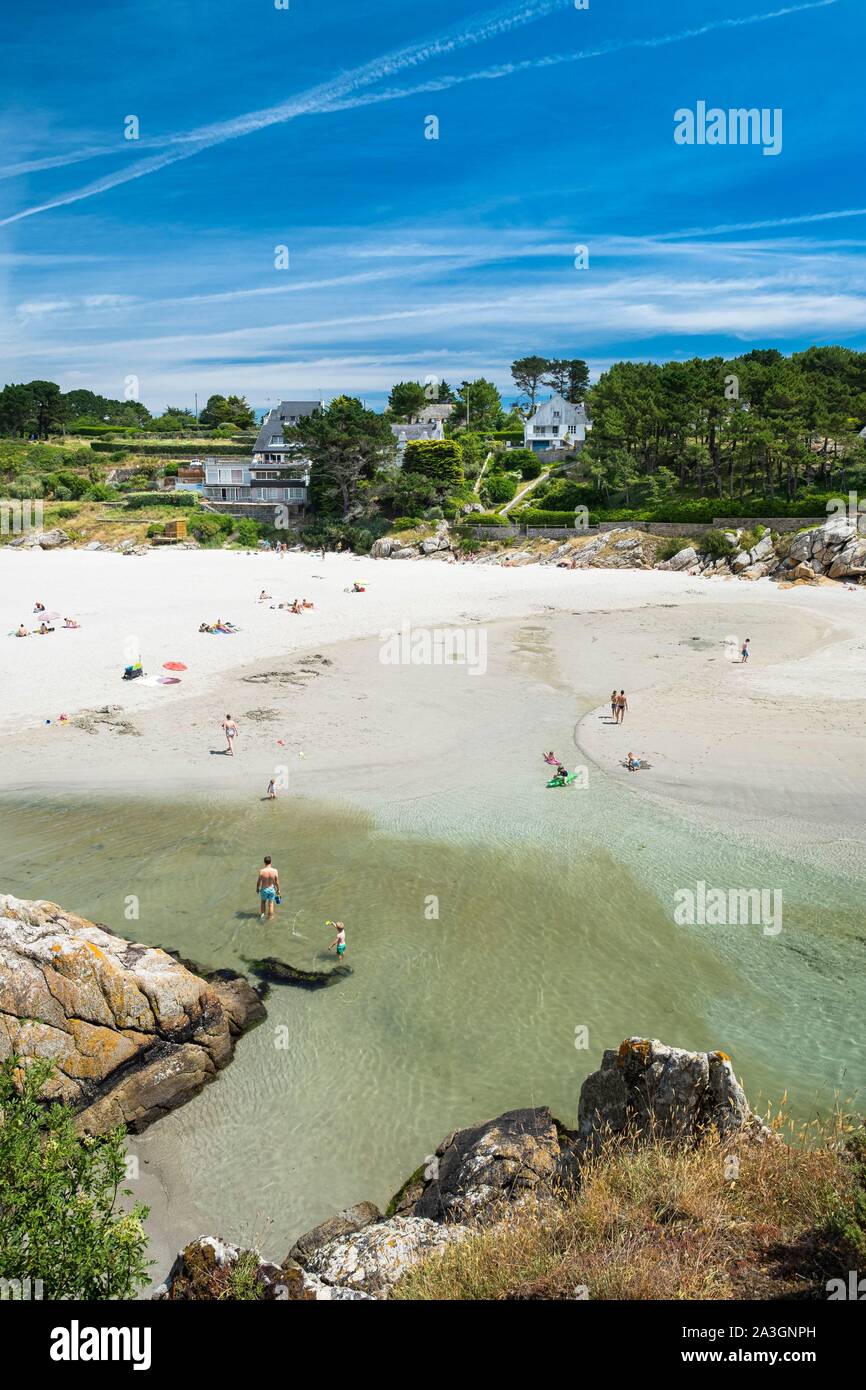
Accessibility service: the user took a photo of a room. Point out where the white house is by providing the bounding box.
[390,419,444,464]
[524,393,589,452]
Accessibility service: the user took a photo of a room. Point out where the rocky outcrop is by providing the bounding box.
[669,518,866,585]
[577,1037,771,1148]
[0,894,265,1135]
[302,1216,468,1295]
[372,522,453,560]
[152,1036,770,1299]
[389,1106,566,1224]
[153,1236,373,1300]
[287,1202,382,1265]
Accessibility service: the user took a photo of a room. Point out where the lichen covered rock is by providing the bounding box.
[0,894,265,1134]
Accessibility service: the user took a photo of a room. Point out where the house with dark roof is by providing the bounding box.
[253,400,324,463]
[390,419,445,463]
[200,398,324,519]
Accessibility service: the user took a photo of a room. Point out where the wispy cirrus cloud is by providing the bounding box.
[0,0,837,227]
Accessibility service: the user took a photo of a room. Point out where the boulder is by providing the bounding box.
[302,1215,468,1296]
[38,528,70,550]
[420,536,448,554]
[0,894,265,1135]
[391,547,417,560]
[577,1037,771,1148]
[613,538,641,551]
[787,529,816,564]
[749,532,774,563]
[153,1236,372,1301]
[393,1106,564,1224]
[287,1202,382,1265]
[827,538,866,579]
[667,546,698,571]
[731,550,752,573]
[741,562,768,581]
[370,538,394,558]
[787,562,815,582]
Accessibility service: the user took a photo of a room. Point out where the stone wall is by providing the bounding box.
[468,516,826,541]
[202,500,304,526]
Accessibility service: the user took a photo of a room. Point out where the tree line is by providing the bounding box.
[0,383,256,436]
[582,346,866,504]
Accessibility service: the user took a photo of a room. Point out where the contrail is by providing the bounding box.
[0,0,570,181]
[0,0,837,227]
[654,207,866,239]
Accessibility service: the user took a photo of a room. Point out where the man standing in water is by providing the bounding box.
[257,856,280,922]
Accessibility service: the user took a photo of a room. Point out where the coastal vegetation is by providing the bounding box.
[0,1056,151,1300]
[394,1119,866,1301]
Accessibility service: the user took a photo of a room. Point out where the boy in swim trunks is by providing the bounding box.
[257,856,280,921]
[328,921,347,957]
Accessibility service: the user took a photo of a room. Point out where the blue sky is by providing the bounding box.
[0,0,863,413]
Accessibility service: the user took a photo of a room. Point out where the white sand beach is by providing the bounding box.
[3,549,866,854]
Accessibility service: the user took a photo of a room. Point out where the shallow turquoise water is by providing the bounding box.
[0,773,862,1262]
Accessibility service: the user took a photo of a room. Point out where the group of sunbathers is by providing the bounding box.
[16,605,80,637]
[199,619,239,634]
[278,598,314,613]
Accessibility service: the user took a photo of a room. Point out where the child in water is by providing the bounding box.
[327,921,347,958]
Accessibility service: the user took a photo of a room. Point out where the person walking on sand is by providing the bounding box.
[741,638,750,664]
[257,856,280,921]
[222,713,239,755]
[327,920,347,958]
[610,690,617,721]
[266,778,276,799]
[616,690,628,724]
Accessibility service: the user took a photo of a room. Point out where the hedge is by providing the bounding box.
[462,513,512,526]
[90,441,249,457]
[123,492,200,509]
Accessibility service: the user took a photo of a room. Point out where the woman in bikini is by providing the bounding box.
[222,714,239,755]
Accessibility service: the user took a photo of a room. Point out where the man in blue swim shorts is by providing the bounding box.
[257,855,280,922]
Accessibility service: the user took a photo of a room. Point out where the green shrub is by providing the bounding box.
[657,536,694,561]
[0,1057,150,1300]
[701,529,737,560]
[124,491,198,509]
[463,513,512,527]
[391,515,423,530]
[235,518,260,547]
[84,483,117,502]
[7,475,43,499]
[484,473,517,504]
[188,512,231,544]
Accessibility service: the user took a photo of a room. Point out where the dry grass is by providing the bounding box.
[393,1118,865,1301]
